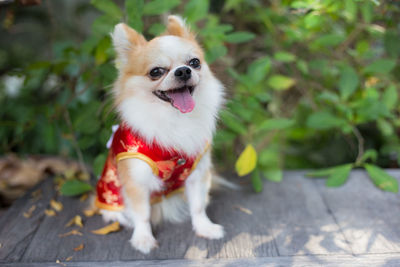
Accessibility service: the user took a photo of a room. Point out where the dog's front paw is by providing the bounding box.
[194,222,225,240]
[130,233,158,254]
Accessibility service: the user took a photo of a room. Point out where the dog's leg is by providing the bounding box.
[118,159,162,254]
[185,152,224,239]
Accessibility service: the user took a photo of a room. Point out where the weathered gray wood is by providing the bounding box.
[0,177,56,262]
[314,169,400,255]
[260,171,351,256]
[20,190,128,262]
[2,253,400,267]
[119,183,279,260]
[1,170,400,265]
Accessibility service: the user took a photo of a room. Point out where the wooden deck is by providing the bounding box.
[1,170,400,266]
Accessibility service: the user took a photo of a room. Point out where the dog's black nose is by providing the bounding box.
[174,67,191,81]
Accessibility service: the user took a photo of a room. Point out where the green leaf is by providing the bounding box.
[91,0,122,19]
[95,36,111,65]
[296,60,309,74]
[94,153,107,176]
[365,164,399,193]
[125,0,144,32]
[384,30,400,57]
[382,85,398,111]
[363,59,397,75]
[274,51,296,63]
[143,0,180,15]
[267,75,295,90]
[92,15,120,36]
[263,169,283,182]
[304,14,323,29]
[148,23,165,36]
[257,118,294,132]
[220,111,247,135]
[251,170,263,192]
[360,1,373,23]
[313,33,345,47]
[225,31,255,43]
[317,92,340,103]
[325,164,352,187]
[258,148,279,167]
[360,149,377,163]
[344,0,357,22]
[377,119,393,136]
[353,97,390,123]
[306,111,346,130]
[339,65,359,100]
[235,144,257,176]
[206,45,227,63]
[73,102,101,134]
[247,56,271,83]
[60,179,93,196]
[184,0,209,23]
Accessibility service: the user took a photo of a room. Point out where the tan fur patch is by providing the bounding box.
[122,24,147,47]
[164,16,196,40]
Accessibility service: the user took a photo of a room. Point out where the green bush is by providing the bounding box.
[1,0,399,193]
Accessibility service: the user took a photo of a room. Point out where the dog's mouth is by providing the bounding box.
[153,86,195,113]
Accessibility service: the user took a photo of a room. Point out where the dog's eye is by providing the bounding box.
[189,58,201,69]
[149,68,165,79]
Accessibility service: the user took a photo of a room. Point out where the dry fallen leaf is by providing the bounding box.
[65,256,73,262]
[0,243,2,248]
[92,221,120,235]
[233,205,253,215]
[23,205,36,218]
[83,208,99,217]
[44,209,56,217]
[59,229,83,238]
[73,243,84,252]
[56,259,66,266]
[79,193,88,202]
[50,199,63,212]
[65,215,83,228]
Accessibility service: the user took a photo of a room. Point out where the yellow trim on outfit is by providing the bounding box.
[191,143,211,171]
[116,152,159,175]
[95,198,125,211]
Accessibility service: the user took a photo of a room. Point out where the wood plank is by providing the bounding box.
[2,170,400,263]
[118,181,278,260]
[260,171,351,256]
[20,192,128,262]
[314,169,400,254]
[0,178,56,262]
[2,253,400,267]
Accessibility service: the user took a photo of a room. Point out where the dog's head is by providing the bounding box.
[111,15,224,154]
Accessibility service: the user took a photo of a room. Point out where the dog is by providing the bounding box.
[94,15,225,254]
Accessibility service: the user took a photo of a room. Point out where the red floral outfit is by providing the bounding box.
[96,124,209,211]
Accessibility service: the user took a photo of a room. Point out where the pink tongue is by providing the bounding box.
[166,88,195,113]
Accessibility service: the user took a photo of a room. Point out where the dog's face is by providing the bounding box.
[111,16,224,155]
[113,16,209,113]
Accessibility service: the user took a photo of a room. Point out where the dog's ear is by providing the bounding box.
[111,23,146,68]
[164,15,195,40]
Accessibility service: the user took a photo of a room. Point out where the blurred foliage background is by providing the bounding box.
[1,0,400,193]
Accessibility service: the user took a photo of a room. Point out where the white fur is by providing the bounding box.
[116,35,224,156]
[101,17,225,254]
[185,152,224,239]
[111,23,132,68]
